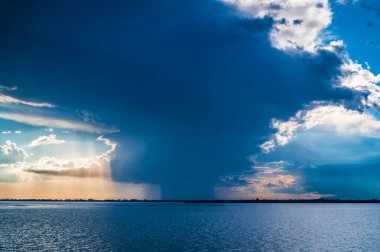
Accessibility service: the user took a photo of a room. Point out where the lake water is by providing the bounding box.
[0,202,379,251]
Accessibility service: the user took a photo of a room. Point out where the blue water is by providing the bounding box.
[0,202,379,251]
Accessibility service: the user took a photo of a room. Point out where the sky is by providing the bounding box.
[0,0,380,199]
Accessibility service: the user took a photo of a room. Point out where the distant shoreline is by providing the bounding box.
[1,199,380,203]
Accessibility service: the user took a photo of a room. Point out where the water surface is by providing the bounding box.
[0,202,378,251]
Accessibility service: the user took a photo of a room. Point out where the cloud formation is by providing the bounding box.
[29,134,65,147]
[339,61,380,108]
[97,135,117,162]
[221,0,332,53]
[1,0,375,199]
[0,112,118,134]
[0,140,28,164]
[217,0,380,199]
[216,161,334,199]
[0,85,17,92]
[261,104,380,153]
[24,156,109,178]
[0,93,54,108]
[223,161,297,193]
[25,136,117,178]
[260,51,380,153]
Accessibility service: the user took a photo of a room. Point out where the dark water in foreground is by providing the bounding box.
[0,202,379,251]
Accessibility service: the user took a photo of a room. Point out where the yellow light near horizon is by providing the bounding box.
[0,133,161,200]
[0,178,159,200]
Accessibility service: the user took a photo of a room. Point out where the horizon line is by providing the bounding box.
[1,198,380,203]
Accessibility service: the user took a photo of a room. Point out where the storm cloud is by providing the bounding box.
[0,0,363,199]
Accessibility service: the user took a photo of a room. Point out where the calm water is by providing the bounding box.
[0,202,379,251]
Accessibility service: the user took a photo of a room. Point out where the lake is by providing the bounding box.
[0,202,378,251]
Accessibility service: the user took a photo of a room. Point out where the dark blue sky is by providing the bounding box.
[1,0,380,199]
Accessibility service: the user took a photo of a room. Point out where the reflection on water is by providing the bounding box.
[0,202,379,251]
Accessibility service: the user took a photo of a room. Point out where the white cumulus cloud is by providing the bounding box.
[261,104,380,153]
[339,61,380,108]
[221,0,332,53]
[0,140,29,164]
[29,134,65,147]
[24,136,117,178]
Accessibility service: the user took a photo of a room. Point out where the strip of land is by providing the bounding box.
[0,199,380,203]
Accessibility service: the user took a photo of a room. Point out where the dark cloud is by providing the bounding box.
[0,0,356,198]
[301,163,380,199]
[221,177,250,187]
[278,18,288,25]
[257,132,380,199]
[105,1,351,199]
[293,19,303,25]
[316,3,324,9]
[269,4,282,11]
